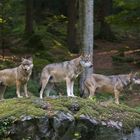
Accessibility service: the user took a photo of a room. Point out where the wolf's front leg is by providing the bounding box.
[16,81,22,98]
[39,76,50,99]
[66,78,72,96]
[89,87,96,99]
[24,83,29,97]
[70,80,75,97]
[114,89,120,105]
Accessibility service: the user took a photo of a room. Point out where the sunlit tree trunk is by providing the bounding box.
[79,0,94,95]
[25,0,34,34]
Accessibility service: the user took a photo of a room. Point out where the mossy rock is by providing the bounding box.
[0,96,140,134]
[0,98,46,119]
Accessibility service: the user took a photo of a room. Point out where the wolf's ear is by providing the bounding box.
[88,53,93,58]
[80,52,84,57]
[134,72,139,77]
[21,58,25,62]
[129,71,134,78]
[28,57,33,62]
[129,71,138,75]
[80,53,89,57]
[129,71,133,75]
[79,52,84,59]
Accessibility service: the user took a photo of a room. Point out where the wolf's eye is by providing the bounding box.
[23,64,29,66]
[85,58,89,62]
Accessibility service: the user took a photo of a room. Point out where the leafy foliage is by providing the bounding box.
[107,0,140,27]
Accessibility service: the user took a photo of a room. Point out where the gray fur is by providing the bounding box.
[83,73,140,104]
[0,57,33,99]
[39,54,93,99]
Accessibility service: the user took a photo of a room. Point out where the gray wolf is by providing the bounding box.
[39,54,93,99]
[0,57,33,99]
[82,73,140,104]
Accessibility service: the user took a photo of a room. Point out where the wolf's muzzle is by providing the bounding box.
[133,78,140,84]
[89,64,93,68]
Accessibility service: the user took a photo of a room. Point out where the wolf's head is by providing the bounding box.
[130,72,140,84]
[21,57,33,72]
[80,54,93,68]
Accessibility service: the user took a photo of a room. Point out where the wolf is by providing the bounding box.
[82,73,140,104]
[39,54,93,99]
[0,57,33,99]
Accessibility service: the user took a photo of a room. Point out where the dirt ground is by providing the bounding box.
[94,39,140,74]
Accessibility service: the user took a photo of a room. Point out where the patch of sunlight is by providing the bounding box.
[53,40,62,48]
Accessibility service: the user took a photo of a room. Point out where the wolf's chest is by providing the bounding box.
[18,74,30,84]
[20,77,28,82]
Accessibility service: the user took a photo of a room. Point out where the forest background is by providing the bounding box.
[0,0,140,104]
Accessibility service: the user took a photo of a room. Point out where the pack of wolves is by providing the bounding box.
[0,54,140,104]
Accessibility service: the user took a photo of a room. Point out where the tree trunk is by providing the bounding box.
[97,0,115,40]
[67,0,79,53]
[25,0,34,34]
[0,1,5,58]
[79,0,94,95]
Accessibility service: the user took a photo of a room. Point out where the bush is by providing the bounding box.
[24,33,45,51]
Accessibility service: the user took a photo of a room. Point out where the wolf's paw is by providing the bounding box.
[73,95,77,97]
[18,95,23,98]
[40,96,43,99]
[0,98,4,101]
[89,96,93,99]
[25,95,29,98]
[69,95,77,97]
[115,101,119,105]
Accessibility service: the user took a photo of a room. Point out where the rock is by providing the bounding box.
[52,112,75,140]
[0,97,140,139]
[68,102,80,113]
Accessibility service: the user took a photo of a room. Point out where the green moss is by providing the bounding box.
[0,97,140,133]
[0,98,46,137]
[0,118,13,137]
[0,98,46,119]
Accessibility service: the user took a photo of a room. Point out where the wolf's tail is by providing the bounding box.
[38,78,43,93]
[81,78,91,98]
[38,75,51,93]
[80,79,88,98]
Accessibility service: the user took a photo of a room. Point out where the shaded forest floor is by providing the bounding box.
[94,39,140,74]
